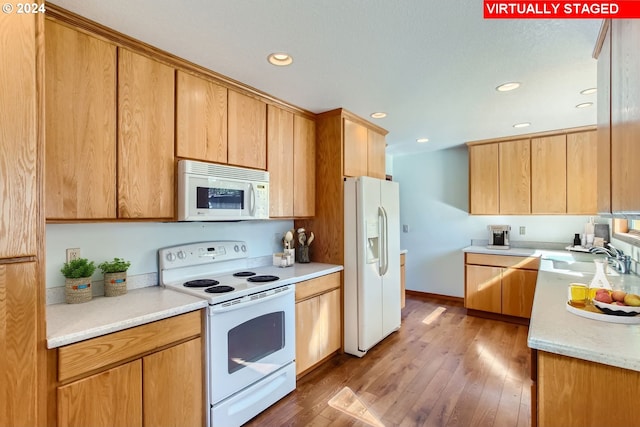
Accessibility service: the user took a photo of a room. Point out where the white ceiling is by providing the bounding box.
[51,0,602,157]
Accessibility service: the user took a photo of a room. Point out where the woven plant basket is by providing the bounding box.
[104,271,127,297]
[65,277,92,304]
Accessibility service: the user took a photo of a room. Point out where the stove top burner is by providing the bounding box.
[184,279,219,288]
[247,275,280,283]
[205,285,235,293]
[233,271,256,277]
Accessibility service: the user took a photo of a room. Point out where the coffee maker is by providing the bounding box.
[488,225,511,249]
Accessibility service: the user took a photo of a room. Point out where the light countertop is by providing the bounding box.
[47,262,343,349]
[527,257,640,372]
[46,287,208,349]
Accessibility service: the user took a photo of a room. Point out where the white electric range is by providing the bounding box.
[159,241,296,427]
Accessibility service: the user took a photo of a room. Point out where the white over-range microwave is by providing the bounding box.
[178,160,269,221]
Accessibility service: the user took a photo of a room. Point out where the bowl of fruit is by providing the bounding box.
[592,288,640,316]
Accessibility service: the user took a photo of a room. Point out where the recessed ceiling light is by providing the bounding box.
[513,122,530,128]
[267,53,293,66]
[370,112,387,119]
[580,87,597,95]
[416,138,429,143]
[576,102,593,108]
[496,82,521,92]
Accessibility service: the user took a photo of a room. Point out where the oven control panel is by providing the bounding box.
[159,241,248,271]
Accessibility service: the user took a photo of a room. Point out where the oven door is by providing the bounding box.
[209,285,295,404]
[180,174,256,221]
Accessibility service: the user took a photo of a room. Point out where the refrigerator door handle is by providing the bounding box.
[379,206,389,276]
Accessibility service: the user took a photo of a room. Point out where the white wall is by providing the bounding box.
[392,145,595,297]
[46,220,293,288]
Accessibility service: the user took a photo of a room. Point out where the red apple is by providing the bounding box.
[595,292,613,304]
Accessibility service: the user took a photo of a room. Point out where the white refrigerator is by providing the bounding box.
[344,176,401,357]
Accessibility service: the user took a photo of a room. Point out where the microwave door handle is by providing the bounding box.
[249,184,256,216]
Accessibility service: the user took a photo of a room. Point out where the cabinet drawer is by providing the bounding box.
[465,253,540,270]
[58,310,202,382]
[295,272,341,302]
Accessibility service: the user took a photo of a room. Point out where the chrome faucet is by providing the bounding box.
[590,244,630,274]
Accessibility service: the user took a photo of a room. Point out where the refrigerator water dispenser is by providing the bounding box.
[365,219,380,263]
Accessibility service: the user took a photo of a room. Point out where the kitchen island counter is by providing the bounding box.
[528,259,640,372]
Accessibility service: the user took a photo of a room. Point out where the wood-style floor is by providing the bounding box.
[245,294,532,427]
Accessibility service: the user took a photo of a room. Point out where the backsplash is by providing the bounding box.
[45,220,293,294]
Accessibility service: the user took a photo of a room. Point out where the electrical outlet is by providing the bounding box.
[66,248,80,262]
[519,226,526,235]
[403,224,409,233]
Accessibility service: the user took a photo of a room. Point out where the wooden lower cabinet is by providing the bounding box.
[536,350,640,427]
[53,311,204,427]
[295,272,341,376]
[465,253,539,319]
[143,339,203,427]
[58,361,143,427]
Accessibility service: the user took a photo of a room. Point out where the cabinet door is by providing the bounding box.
[176,70,228,163]
[343,118,368,177]
[293,115,316,217]
[0,262,38,427]
[367,130,386,179]
[143,338,203,427]
[501,268,537,318]
[469,144,499,214]
[228,90,267,170]
[531,135,566,214]
[597,23,611,214]
[267,105,294,217]
[1,13,37,257]
[499,139,531,214]
[465,265,502,314]
[118,48,174,219]
[295,288,341,375]
[567,131,598,214]
[611,20,640,213]
[45,19,117,220]
[58,360,142,427]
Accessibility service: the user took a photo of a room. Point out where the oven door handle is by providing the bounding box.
[209,286,294,314]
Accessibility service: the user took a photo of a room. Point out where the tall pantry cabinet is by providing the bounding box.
[0,8,46,427]
[595,19,640,213]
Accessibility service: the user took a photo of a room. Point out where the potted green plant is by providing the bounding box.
[61,258,96,304]
[98,258,131,297]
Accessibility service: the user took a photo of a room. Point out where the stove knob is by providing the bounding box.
[166,252,176,262]
[234,245,240,252]
[177,250,187,260]
[241,244,247,252]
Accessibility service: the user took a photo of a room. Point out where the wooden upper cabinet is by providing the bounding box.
[228,90,267,170]
[1,13,37,258]
[611,20,640,213]
[367,130,386,179]
[267,105,294,217]
[596,22,611,215]
[45,20,117,220]
[293,115,316,217]
[567,131,598,214]
[468,144,499,214]
[175,70,228,163]
[343,118,368,177]
[499,139,531,214]
[531,135,567,214]
[118,49,175,219]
